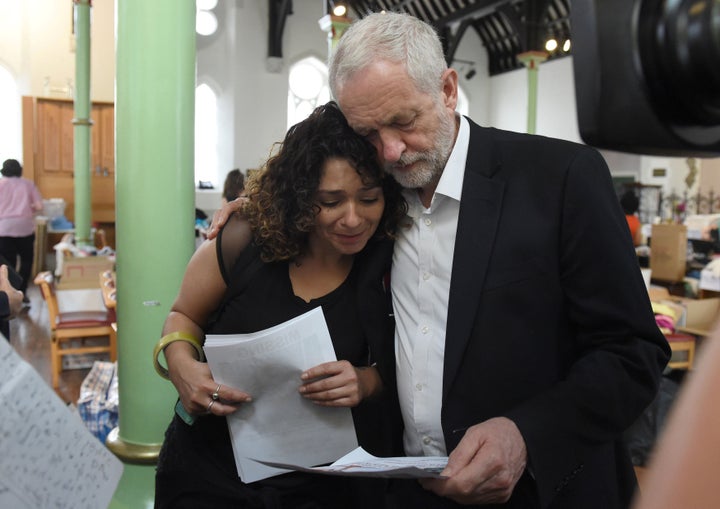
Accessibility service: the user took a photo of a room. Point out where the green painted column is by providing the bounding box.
[517,50,548,135]
[108,0,196,504]
[73,0,92,247]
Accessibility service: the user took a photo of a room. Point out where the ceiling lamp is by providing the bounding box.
[545,38,558,52]
[330,1,347,16]
[452,58,477,81]
[562,39,571,52]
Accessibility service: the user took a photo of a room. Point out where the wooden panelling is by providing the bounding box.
[23,97,115,224]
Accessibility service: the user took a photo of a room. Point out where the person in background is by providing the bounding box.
[0,159,43,303]
[0,263,24,341]
[221,168,245,205]
[632,326,720,509]
[209,12,669,509]
[620,190,643,246]
[154,101,406,508]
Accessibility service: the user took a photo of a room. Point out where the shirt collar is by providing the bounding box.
[435,115,469,202]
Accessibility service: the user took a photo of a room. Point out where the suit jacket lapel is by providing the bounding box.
[443,122,504,401]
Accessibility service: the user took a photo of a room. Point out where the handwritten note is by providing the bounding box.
[0,336,124,508]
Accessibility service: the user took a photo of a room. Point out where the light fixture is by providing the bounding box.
[545,38,558,52]
[562,39,571,52]
[452,58,477,81]
[328,1,347,17]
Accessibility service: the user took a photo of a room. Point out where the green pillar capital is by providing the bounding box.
[517,50,548,135]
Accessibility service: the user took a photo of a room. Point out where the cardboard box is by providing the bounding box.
[648,285,720,337]
[58,255,115,290]
[650,224,688,282]
[700,268,720,292]
[675,297,720,337]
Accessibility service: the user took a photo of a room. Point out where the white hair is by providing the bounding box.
[329,12,448,98]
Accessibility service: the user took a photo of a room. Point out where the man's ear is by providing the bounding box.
[440,68,459,112]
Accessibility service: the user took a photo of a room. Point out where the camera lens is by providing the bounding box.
[636,0,720,128]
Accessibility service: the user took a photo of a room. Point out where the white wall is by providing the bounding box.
[0,0,115,101]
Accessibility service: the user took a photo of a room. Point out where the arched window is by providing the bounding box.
[195,83,218,185]
[287,57,329,130]
[0,65,21,163]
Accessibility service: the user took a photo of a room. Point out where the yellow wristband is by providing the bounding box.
[153,331,205,380]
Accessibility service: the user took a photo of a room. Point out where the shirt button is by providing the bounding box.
[421,326,429,334]
[423,436,432,445]
[424,218,432,226]
[422,272,430,281]
[415,383,423,391]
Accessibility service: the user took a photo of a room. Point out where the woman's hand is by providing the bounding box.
[165,341,252,416]
[299,361,381,407]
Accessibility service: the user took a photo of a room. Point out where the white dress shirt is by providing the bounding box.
[393,115,469,456]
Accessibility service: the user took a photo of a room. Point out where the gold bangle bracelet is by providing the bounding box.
[153,331,204,380]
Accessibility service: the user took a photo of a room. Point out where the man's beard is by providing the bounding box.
[386,110,457,189]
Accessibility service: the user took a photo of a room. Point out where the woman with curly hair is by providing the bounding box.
[154,101,406,508]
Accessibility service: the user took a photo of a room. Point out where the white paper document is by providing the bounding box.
[203,307,358,483]
[256,446,448,479]
[0,336,124,509]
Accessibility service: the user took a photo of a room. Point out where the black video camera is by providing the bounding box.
[571,0,720,157]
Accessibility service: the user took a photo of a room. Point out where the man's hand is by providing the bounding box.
[420,417,527,505]
[0,265,24,318]
[206,198,245,240]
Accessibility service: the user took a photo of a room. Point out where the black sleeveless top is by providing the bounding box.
[208,249,369,368]
[156,225,402,509]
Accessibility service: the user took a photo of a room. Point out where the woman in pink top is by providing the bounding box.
[0,159,43,300]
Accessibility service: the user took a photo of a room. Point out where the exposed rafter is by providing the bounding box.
[340,0,572,76]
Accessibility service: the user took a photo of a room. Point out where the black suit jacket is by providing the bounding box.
[404,121,669,509]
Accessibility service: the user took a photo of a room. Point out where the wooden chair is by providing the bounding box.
[33,271,117,388]
[665,332,696,371]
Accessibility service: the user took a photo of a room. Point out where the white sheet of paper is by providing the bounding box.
[203,307,358,483]
[0,336,124,509]
[255,446,448,479]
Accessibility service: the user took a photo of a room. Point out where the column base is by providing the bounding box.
[106,427,162,465]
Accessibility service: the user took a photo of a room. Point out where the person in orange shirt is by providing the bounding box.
[621,190,643,246]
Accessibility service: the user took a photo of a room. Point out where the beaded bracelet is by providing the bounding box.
[153,331,204,380]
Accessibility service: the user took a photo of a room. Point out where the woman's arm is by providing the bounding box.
[161,238,251,416]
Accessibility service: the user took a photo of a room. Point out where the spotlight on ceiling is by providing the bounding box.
[562,39,571,52]
[330,1,347,16]
[545,38,558,51]
[452,58,477,81]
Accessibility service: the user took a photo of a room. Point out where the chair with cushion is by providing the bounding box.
[33,271,117,388]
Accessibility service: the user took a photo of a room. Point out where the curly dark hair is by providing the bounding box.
[243,101,407,262]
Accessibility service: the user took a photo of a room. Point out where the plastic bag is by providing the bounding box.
[77,361,119,443]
